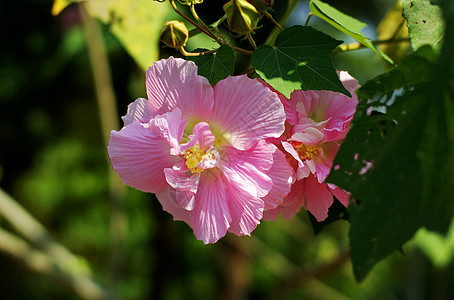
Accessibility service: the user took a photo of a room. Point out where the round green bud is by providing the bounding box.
[160,20,189,49]
[223,0,260,35]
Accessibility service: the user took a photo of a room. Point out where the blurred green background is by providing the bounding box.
[0,0,453,299]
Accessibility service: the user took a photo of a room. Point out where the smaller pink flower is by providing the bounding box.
[263,71,359,221]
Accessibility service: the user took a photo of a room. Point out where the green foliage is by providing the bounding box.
[187,45,235,85]
[402,0,445,51]
[85,0,171,69]
[309,0,393,64]
[327,43,454,281]
[252,25,350,98]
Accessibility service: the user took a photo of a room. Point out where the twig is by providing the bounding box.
[0,227,115,300]
[79,3,127,287]
[332,38,410,53]
[267,249,351,300]
[264,11,284,31]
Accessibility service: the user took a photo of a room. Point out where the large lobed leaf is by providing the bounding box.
[85,0,170,70]
[252,25,350,98]
[402,0,445,51]
[187,45,235,85]
[327,44,454,281]
[309,0,393,64]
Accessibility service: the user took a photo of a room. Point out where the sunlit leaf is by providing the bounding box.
[252,25,349,98]
[310,0,393,64]
[51,0,85,16]
[187,45,234,85]
[377,1,410,63]
[85,0,171,69]
[402,0,445,51]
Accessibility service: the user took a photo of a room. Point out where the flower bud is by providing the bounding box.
[160,21,189,49]
[248,0,273,12]
[223,0,260,35]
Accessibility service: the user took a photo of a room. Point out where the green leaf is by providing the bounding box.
[85,0,171,70]
[252,25,349,98]
[187,45,235,85]
[326,46,454,281]
[402,0,445,51]
[309,0,393,64]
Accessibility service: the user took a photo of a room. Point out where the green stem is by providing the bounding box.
[79,3,127,287]
[180,47,218,56]
[170,0,222,45]
[247,33,257,50]
[305,12,314,26]
[190,3,217,40]
[264,10,284,31]
[264,0,300,45]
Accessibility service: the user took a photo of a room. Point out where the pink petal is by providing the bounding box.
[225,177,264,236]
[319,71,359,142]
[108,122,178,193]
[191,122,215,151]
[211,75,285,150]
[327,183,350,207]
[314,141,340,183]
[220,140,274,198]
[149,108,186,154]
[164,167,200,211]
[146,57,213,121]
[281,179,305,219]
[286,90,320,123]
[290,127,324,145]
[122,98,154,126]
[262,145,294,210]
[304,175,333,222]
[262,206,281,221]
[191,171,231,244]
[155,187,192,225]
[281,141,310,180]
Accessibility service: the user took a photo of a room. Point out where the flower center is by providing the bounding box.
[290,141,321,161]
[183,144,219,173]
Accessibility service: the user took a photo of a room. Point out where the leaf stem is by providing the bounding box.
[247,33,257,50]
[180,47,218,56]
[190,3,216,39]
[332,38,410,53]
[305,12,314,26]
[264,11,284,31]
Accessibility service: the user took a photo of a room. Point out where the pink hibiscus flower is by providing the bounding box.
[263,71,359,222]
[107,57,292,244]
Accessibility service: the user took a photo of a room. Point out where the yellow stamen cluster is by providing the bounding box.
[183,144,205,173]
[290,141,321,161]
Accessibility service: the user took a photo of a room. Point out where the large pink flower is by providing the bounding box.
[107,57,292,244]
[263,71,359,222]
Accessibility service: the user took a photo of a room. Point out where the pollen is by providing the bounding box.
[183,144,205,173]
[290,141,321,161]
